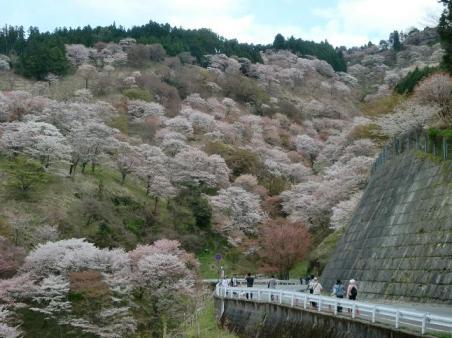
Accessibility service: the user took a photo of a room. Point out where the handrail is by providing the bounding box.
[203,278,302,286]
[215,286,452,336]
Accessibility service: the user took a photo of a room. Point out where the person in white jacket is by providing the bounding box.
[308,277,323,307]
[221,277,229,288]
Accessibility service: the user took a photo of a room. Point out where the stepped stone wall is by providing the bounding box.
[321,152,452,303]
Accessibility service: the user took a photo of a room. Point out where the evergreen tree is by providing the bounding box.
[389,30,402,51]
[273,33,286,50]
[16,28,69,80]
[438,0,452,73]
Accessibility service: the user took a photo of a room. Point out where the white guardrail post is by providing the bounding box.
[215,287,452,336]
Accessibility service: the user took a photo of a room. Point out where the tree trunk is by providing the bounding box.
[153,196,159,214]
[146,176,151,196]
[81,162,87,174]
[70,159,79,176]
[121,172,126,185]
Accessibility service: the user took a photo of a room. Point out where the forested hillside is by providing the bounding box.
[0,2,451,336]
[0,21,347,80]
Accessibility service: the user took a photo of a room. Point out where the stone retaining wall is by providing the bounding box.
[216,298,423,338]
[321,152,452,303]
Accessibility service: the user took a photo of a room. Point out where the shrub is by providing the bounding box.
[127,44,151,67]
[204,142,262,177]
[222,74,270,108]
[136,74,181,114]
[395,66,437,94]
[176,184,212,230]
[7,156,47,195]
[361,94,404,117]
[259,175,289,196]
[149,44,166,62]
[123,88,153,102]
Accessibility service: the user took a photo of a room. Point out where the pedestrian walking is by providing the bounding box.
[308,277,323,308]
[347,279,359,314]
[230,274,238,287]
[268,275,277,301]
[347,279,358,300]
[268,275,277,289]
[331,280,345,313]
[245,273,254,299]
[221,276,229,288]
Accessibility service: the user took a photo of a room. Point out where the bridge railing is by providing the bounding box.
[215,286,452,336]
[204,278,302,287]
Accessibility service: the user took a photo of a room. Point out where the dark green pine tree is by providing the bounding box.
[273,33,286,50]
[16,28,69,80]
[438,0,452,73]
[390,30,402,51]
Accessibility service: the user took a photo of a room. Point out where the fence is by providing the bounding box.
[371,129,452,174]
[204,278,305,291]
[215,286,452,336]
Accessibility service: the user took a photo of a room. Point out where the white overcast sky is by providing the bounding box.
[0,0,445,47]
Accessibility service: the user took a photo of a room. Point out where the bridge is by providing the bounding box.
[214,285,452,337]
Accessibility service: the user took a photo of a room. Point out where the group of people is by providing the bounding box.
[219,272,359,313]
[307,275,359,312]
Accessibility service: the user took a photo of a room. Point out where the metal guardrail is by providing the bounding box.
[371,129,451,175]
[215,286,452,336]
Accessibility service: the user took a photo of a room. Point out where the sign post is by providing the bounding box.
[215,253,222,282]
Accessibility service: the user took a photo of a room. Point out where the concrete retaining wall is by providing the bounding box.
[216,298,423,338]
[321,152,452,303]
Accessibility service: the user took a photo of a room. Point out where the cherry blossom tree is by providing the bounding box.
[127,100,165,120]
[415,73,452,124]
[209,186,265,238]
[115,142,140,185]
[67,122,118,174]
[135,144,170,195]
[330,192,363,229]
[0,305,21,338]
[77,64,97,89]
[65,44,92,66]
[171,148,230,188]
[0,121,72,167]
[180,107,214,133]
[294,134,322,165]
[259,219,310,279]
[128,239,197,336]
[377,102,437,137]
[165,116,194,138]
[21,238,130,278]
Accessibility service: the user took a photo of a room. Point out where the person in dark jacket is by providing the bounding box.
[245,273,254,299]
[331,280,345,312]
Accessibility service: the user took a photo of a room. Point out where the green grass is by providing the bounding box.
[289,261,308,279]
[184,297,238,338]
